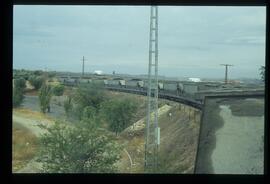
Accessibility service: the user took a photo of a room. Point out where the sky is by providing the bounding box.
[13,5,266,79]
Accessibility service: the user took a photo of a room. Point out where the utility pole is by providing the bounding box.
[81,56,86,78]
[220,64,233,84]
[145,6,159,173]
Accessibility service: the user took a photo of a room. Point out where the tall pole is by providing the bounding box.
[81,56,86,78]
[145,6,159,173]
[220,64,233,84]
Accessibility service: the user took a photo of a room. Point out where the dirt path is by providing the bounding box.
[13,110,53,173]
[12,115,49,137]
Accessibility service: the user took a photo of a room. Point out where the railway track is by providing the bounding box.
[61,81,264,111]
[104,86,203,110]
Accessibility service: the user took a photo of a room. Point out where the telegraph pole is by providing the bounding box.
[145,6,159,173]
[81,56,86,78]
[220,64,233,84]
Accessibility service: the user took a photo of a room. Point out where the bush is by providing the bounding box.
[101,98,139,136]
[53,85,65,96]
[72,83,107,119]
[38,83,52,113]
[13,86,24,107]
[81,106,100,124]
[33,70,43,76]
[14,78,26,89]
[29,75,45,90]
[64,96,73,116]
[37,121,121,173]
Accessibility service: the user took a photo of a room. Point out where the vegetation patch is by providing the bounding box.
[12,122,39,172]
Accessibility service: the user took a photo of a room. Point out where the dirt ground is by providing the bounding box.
[116,103,201,173]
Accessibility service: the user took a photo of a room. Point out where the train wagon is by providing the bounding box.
[163,82,178,95]
[127,79,144,89]
[119,80,126,88]
[143,81,164,91]
[64,79,78,86]
[79,79,91,84]
[106,79,119,86]
[183,83,198,98]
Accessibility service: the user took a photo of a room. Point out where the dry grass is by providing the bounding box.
[13,108,54,123]
[115,101,201,174]
[12,122,39,172]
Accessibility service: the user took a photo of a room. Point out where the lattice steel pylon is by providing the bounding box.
[145,6,160,173]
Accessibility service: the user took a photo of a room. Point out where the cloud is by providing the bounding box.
[224,36,265,45]
[13,6,266,78]
[213,36,265,46]
[13,26,54,37]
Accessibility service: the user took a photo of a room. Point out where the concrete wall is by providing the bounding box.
[195,97,264,174]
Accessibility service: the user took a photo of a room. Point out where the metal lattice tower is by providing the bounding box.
[145,6,160,173]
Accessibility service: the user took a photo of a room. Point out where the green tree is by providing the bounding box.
[101,98,139,136]
[29,75,45,90]
[72,83,107,119]
[82,106,97,121]
[48,71,56,78]
[38,83,52,113]
[13,85,24,107]
[14,77,26,89]
[33,70,43,76]
[53,84,65,96]
[260,66,265,82]
[37,121,121,173]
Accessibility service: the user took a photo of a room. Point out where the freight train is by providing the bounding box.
[58,77,223,99]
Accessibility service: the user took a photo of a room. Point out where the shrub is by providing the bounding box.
[29,75,45,90]
[64,96,73,116]
[101,98,139,136]
[72,83,107,119]
[13,86,24,107]
[37,121,121,173]
[14,78,26,89]
[53,85,65,96]
[38,83,52,113]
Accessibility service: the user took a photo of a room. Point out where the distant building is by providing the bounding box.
[188,78,201,82]
[94,70,103,75]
